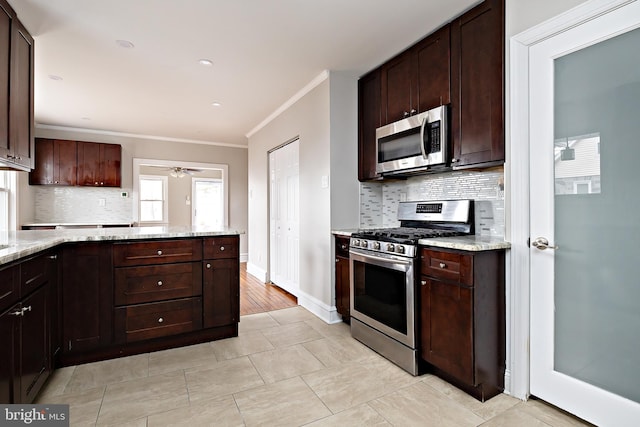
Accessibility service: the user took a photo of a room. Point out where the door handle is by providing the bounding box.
[532,237,558,250]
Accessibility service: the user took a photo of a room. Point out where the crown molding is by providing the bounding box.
[245,70,330,139]
[34,124,249,149]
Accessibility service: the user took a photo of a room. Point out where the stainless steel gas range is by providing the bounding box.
[349,199,474,375]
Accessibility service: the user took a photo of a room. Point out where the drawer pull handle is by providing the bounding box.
[439,262,447,269]
[206,263,211,269]
[158,317,164,323]
[421,280,426,286]
[157,281,163,286]
[220,246,225,251]
[157,250,163,256]
[341,244,347,250]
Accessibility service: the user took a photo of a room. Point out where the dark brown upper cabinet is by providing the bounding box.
[0,0,34,171]
[381,25,451,126]
[357,0,505,180]
[77,141,122,187]
[450,0,504,169]
[30,139,78,186]
[358,68,382,181]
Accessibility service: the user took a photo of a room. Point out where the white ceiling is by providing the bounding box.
[11,0,478,147]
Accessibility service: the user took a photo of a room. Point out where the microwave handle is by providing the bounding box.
[419,115,429,159]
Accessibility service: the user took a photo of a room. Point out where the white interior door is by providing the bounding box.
[269,139,300,295]
[529,3,640,426]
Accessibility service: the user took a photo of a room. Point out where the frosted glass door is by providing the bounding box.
[529,3,640,426]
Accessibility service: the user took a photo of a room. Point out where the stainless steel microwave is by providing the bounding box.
[376,105,448,176]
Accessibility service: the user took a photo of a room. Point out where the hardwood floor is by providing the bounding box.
[240,262,297,315]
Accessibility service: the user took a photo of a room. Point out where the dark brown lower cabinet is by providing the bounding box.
[62,243,114,354]
[0,252,55,404]
[58,236,238,367]
[18,284,49,403]
[420,247,505,401]
[334,236,351,322]
[203,258,239,329]
[0,300,19,403]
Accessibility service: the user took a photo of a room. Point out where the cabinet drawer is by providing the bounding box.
[113,239,202,267]
[20,253,53,296]
[335,236,350,258]
[114,262,202,306]
[0,265,18,312]
[421,249,472,285]
[114,297,202,343]
[203,236,238,259]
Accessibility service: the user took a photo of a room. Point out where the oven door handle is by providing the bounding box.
[349,248,413,271]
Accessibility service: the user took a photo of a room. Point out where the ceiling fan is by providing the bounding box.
[149,166,203,178]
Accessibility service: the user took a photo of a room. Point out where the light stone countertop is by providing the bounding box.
[0,226,244,266]
[332,229,510,252]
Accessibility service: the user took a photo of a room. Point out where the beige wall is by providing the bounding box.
[23,129,249,255]
[247,71,359,320]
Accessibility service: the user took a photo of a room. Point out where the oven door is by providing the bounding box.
[349,248,416,348]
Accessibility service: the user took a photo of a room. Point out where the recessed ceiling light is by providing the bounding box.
[198,59,213,66]
[48,75,63,81]
[116,39,135,49]
[211,101,222,107]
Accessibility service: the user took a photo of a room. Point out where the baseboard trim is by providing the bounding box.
[297,290,343,324]
[246,262,267,283]
[240,253,248,263]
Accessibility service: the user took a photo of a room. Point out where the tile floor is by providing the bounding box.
[36,306,592,426]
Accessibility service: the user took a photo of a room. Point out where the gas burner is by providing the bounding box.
[350,200,474,258]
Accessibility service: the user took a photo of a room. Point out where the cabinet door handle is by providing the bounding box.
[220,246,225,251]
[206,263,211,269]
[157,280,163,286]
[23,305,31,313]
[9,309,24,316]
[421,280,427,286]
[47,255,58,260]
[157,250,163,256]
[340,244,347,250]
[403,111,410,117]
[439,262,447,269]
[158,317,164,323]
[410,109,416,115]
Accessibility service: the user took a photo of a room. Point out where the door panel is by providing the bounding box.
[269,140,300,295]
[529,3,640,425]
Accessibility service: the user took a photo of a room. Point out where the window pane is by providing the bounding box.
[0,191,7,232]
[193,180,223,227]
[140,179,164,200]
[140,201,164,222]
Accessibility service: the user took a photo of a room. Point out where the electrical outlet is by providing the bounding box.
[98,198,106,207]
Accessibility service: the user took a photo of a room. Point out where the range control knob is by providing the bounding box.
[353,239,360,247]
[386,243,395,252]
[360,240,368,249]
[396,245,405,254]
[372,241,381,250]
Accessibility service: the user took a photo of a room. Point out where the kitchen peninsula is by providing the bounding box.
[0,226,242,404]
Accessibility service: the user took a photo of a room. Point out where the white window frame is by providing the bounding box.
[191,177,224,227]
[0,171,16,232]
[138,174,168,225]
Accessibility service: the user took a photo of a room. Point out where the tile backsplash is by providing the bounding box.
[360,169,505,237]
[34,187,133,223]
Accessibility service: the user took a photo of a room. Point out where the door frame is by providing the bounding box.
[508,0,634,401]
